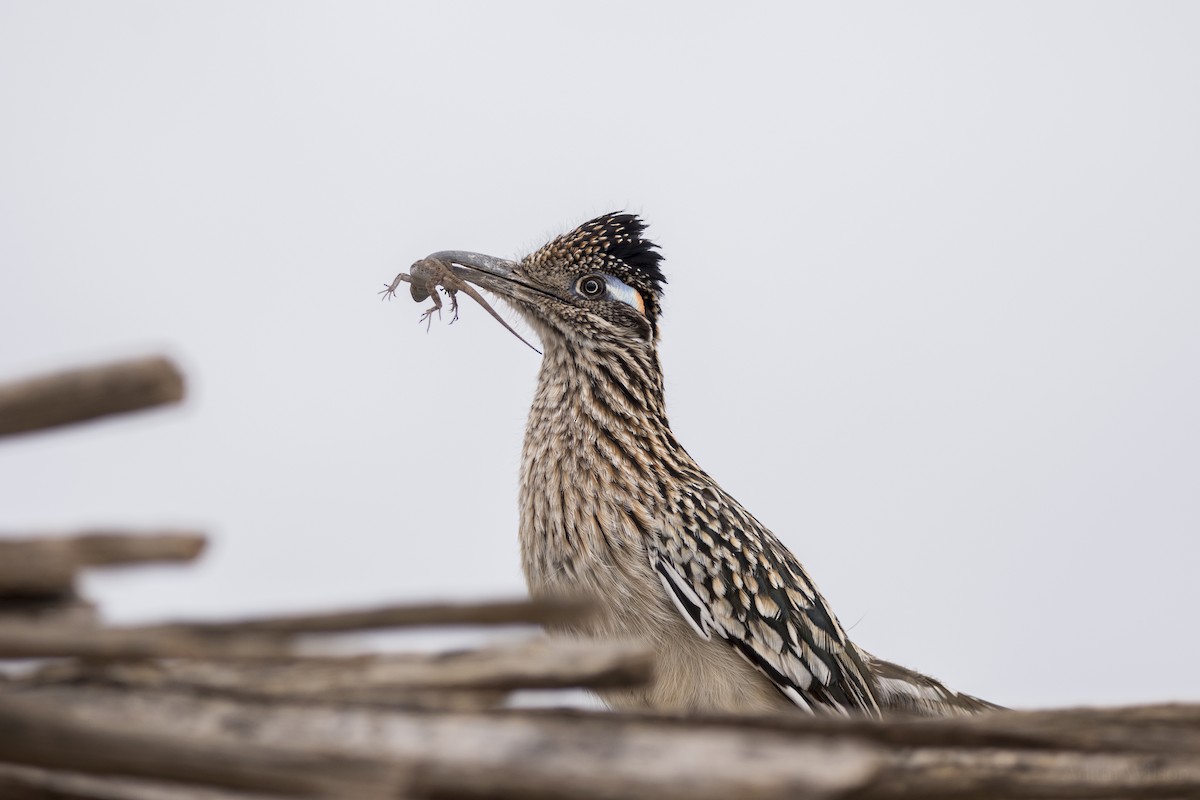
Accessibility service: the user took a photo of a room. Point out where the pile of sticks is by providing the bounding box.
[2,356,1198,799]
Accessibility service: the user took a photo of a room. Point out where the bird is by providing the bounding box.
[412,212,997,717]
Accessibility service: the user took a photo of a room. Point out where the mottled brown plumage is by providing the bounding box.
[412,213,997,716]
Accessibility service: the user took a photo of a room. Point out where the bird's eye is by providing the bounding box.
[574,273,646,315]
[576,275,606,299]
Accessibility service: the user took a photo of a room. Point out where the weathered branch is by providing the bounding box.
[14,683,1200,800]
[0,695,404,799]
[0,688,881,800]
[0,356,184,438]
[0,763,298,800]
[10,631,1200,798]
[0,595,98,627]
[589,702,1200,756]
[0,622,292,660]
[0,599,591,661]
[32,638,653,701]
[867,746,1200,799]
[157,597,593,634]
[0,532,206,596]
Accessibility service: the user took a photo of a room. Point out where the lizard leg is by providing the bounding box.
[418,289,444,332]
[445,287,461,324]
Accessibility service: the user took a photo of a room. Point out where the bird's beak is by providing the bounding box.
[426,250,526,301]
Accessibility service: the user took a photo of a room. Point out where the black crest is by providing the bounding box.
[529,212,668,334]
[552,212,666,300]
[581,213,666,299]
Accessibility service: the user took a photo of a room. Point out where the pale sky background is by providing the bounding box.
[2,3,1198,710]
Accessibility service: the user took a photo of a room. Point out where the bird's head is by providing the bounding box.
[425,213,666,352]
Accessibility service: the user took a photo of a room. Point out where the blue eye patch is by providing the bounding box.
[603,275,645,315]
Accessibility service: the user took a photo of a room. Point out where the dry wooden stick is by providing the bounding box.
[0,595,98,628]
[0,356,185,439]
[0,532,206,596]
[18,685,1200,800]
[0,695,404,799]
[0,762,300,800]
[0,599,592,661]
[2,686,883,800]
[0,621,293,660]
[158,597,593,635]
[578,701,1200,757]
[33,638,653,699]
[381,257,541,354]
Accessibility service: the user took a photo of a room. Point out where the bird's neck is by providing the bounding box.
[519,336,682,597]
[527,337,671,441]
[520,336,685,510]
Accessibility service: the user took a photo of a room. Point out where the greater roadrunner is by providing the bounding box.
[411,213,996,717]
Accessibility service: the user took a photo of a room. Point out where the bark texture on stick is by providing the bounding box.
[0,695,405,799]
[167,597,593,633]
[31,638,653,700]
[1,687,881,800]
[0,356,185,438]
[868,746,1200,799]
[0,599,590,661]
[14,683,1200,800]
[0,763,296,800]
[0,532,206,596]
[0,622,293,660]
[609,701,1200,756]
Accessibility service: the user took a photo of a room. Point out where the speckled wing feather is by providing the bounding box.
[651,484,882,716]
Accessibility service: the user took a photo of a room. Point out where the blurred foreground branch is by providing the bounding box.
[7,686,1200,800]
[0,695,403,799]
[32,638,653,699]
[0,356,184,438]
[0,597,593,660]
[0,532,206,596]
[167,597,593,634]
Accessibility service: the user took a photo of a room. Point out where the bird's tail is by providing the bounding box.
[862,652,1002,716]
